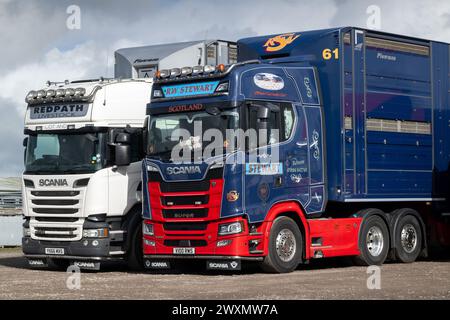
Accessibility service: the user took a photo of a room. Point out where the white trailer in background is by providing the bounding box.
[21,40,236,270]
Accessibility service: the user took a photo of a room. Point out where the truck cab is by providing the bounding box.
[142,28,450,272]
[22,40,236,270]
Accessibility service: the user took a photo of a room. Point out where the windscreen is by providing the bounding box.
[147,108,239,162]
[25,132,105,174]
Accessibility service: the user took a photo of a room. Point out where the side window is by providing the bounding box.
[282,104,295,141]
[248,102,281,149]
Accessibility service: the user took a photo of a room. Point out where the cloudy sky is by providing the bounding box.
[0,0,449,177]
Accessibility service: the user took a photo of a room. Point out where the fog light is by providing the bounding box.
[92,240,99,246]
[217,239,232,247]
[83,240,89,246]
[144,239,155,246]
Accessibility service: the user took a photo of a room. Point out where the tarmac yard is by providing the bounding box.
[0,248,449,300]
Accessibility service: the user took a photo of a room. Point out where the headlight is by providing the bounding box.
[23,227,31,237]
[83,228,109,238]
[218,221,243,236]
[143,223,154,236]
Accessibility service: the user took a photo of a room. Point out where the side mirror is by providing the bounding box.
[23,137,28,147]
[115,132,131,144]
[115,145,131,166]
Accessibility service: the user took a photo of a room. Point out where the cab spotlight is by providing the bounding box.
[159,69,170,78]
[36,90,46,99]
[65,88,75,96]
[74,87,86,96]
[55,89,65,98]
[203,65,215,73]
[25,91,37,103]
[170,68,181,77]
[181,66,193,76]
[192,65,203,75]
[46,89,56,98]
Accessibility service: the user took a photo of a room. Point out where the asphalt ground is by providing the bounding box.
[0,247,449,299]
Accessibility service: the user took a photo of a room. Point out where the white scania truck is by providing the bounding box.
[21,40,236,270]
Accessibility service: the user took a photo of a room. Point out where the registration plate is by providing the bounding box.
[45,248,65,255]
[173,247,195,255]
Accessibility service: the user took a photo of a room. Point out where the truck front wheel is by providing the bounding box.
[127,222,144,271]
[354,215,390,266]
[261,216,303,273]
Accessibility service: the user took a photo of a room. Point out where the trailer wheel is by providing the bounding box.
[354,215,389,266]
[394,214,422,263]
[127,221,144,271]
[261,216,302,273]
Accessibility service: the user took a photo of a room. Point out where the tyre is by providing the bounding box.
[127,221,144,271]
[394,214,422,263]
[354,214,390,266]
[261,216,303,273]
[50,258,71,270]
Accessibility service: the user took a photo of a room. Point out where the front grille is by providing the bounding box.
[33,208,78,214]
[29,187,82,216]
[31,191,79,197]
[164,222,208,231]
[34,217,79,223]
[162,208,208,219]
[34,226,78,240]
[160,180,210,192]
[164,239,207,247]
[32,199,79,206]
[162,195,209,206]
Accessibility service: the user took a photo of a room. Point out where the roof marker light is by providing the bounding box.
[217,64,226,72]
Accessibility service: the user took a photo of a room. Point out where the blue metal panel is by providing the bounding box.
[353,30,366,196]
[431,42,450,198]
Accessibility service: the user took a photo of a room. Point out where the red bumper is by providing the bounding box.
[143,216,265,259]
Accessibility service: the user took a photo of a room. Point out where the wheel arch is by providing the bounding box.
[260,201,311,260]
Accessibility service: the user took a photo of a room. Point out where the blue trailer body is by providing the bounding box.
[238,27,450,203]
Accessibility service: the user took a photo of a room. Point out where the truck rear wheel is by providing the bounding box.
[394,214,422,263]
[261,216,303,273]
[354,215,389,266]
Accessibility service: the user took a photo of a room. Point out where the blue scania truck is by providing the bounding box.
[141,27,450,273]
